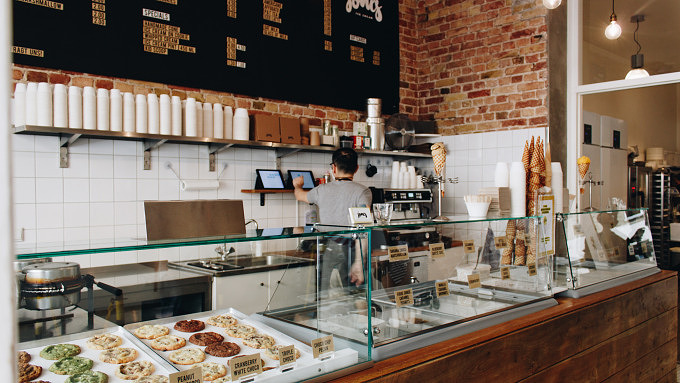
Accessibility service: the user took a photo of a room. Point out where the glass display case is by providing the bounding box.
[555,208,660,298]
[14,226,373,382]
[260,216,557,361]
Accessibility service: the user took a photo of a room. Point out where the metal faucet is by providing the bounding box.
[215,246,236,262]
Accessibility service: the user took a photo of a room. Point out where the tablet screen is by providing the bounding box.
[289,170,315,189]
[258,170,285,189]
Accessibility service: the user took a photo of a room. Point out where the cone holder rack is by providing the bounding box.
[581,172,603,212]
[421,174,459,221]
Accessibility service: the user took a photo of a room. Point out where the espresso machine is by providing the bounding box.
[371,188,433,221]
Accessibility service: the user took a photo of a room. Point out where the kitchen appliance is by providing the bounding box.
[650,170,672,268]
[628,165,652,209]
[372,188,432,221]
[384,114,414,151]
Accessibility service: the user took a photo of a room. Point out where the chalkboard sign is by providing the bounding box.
[12,0,399,114]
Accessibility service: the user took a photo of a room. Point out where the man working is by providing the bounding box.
[293,148,371,288]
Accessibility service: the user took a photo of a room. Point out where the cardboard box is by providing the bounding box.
[251,114,280,142]
[279,117,301,144]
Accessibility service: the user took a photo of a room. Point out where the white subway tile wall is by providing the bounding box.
[12,127,544,265]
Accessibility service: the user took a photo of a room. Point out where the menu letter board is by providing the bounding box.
[13,0,400,114]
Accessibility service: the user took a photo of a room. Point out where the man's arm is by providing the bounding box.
[293,176,309,203]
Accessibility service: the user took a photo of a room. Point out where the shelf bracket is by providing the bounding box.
[59,133,81,168]
[260,193,266,206]
[143,138,167,170]
[275,148,302,170]
[208,143,234,172]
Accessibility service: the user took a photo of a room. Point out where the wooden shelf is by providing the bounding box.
[241,189,294,206]
[13,125,432,170]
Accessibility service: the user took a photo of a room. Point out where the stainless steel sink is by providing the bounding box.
[227,255,300,268]
[171,254,312,276]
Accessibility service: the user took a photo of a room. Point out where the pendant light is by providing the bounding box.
[542,0,561,10]
[604,0,622,40]
[625,15,650,80]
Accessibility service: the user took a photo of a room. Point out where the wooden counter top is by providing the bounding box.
[332,270,678,382]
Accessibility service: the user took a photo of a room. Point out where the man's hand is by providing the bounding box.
[293,175,305,189]
[350,261,364,286]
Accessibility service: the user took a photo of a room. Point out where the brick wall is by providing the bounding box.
[12,0,549,136]
[413,0,549,135]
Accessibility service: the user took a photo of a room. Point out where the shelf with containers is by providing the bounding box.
[554,208,660,298]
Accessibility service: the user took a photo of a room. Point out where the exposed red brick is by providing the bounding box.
[49,73,70,85]
[26,71,48,82]
[12,69,23,80]
[468,90,490,98]
[95,79,114,89]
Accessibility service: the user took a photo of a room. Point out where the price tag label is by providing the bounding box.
[170,367,202,383]
[628,244,636,256]
[435,281,450,297]
[429,243,445,258]
[641,241,648,254]
[494,236,509,249]
[463,240,475,253]
[229,354,262,380]
[278,345,297,367]
[527,262,537,276]
[395,288,414,307]
[500,266,511,280]
[467,273,481,289]
[311,335,335,359]
[388,245,409,262]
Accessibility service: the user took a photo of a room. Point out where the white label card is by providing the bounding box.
[500,266,511,280]
[395,288,414,307]
[229,354,262,380]
[467,273,481,289]
[430,243,445,258]
[311,335,335,359]
[170,367,202,383]
[435,281,450,297]
[463,240,475,253]
[278,345,297,367]
[388,245,409,262]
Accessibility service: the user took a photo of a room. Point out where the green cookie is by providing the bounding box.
[65,370,109,383]
[40,343,81,360]
[49,356,94,375]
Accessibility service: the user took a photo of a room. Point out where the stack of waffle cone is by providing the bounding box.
[526,223,537,264]
[431,143,446,176]
[526,137,546,216]
[501,220,516,265]
[514,220,526,266]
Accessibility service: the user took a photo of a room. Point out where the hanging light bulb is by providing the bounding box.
[542,0,561,10]
[604,0,622,40]
[625,15,650,79]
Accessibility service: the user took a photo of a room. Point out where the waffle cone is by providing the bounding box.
[433,153,446,176]
[501,247,514,265]
[522,141,531,174]
[578,162,590,179]
[514,240,526,266]
[506,220,516,239]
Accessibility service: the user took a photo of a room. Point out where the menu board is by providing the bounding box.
[12,0,399,114]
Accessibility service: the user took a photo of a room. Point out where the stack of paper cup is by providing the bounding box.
[223,106,233,139]
[391,161,400,188]
[52,84,68,128]
[25,82,38,125]
[147,93,159,134]
[171,96,182,136]
[494,162,509,187]
[96,88,109,131]
[135,94,147,133]
[551,162,563,213]
[233,108,249,140]
[13,83,27,126]
[203,102,213,138]
[36,82,52,127]
[83,87,96,130]
[184,98,197,137]
[68,86,83,129]
[509,162,526,217]
[110,89,122,132]
[159,94,171,135]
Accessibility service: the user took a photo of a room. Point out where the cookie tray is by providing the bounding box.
[124,308,360,382]
[18,325,178,383]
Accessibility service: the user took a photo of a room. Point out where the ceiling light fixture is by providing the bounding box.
[625,14,650,80]
[604,0,622,39]
[542,0,561,10]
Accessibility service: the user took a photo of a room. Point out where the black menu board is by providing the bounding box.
[13,0,399,114]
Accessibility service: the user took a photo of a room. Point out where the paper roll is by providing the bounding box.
[494,162,509,188]
[159,94,171,135]
[510,162,526,217]
[68,86,82,129]
[83,86,96,130]
[233,108,249,140]
[52,84,68,128]
[184,98,197,137]
[96,88,109,131]
[13,83,26,127]
[203,102,213,138]
[147,93,160,134]
[37,82,52,127]
[195,101,203,137]
[109,89,122,132]
[122,92,135,132]
[25,82,38,125]
[551,162,563,213]
[213,103,223,139]
[223,106,233,139]
[135,94,147,133]
[171,96,182,136]
[180,180,220,191]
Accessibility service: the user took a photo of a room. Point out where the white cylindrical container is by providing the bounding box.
[407,165,417,189]
[171,96,182,136]
[551,162,564,213]
[213,103,223,139]
[36,82,52,127]
[509,162,526,217]
[52,84,68,128]
[494,162,509,188]
[195,101,203,137]
[202,102,213,138]
[96,88,109,131]
[390,161,400,188]
[223,106,233,139]
[82,86,96,130]
[159,94,171,135]
[135,94,148,133]
[109,89,122,132]
[147,93,159,134]
[13,83,26,127]
[25,82,38,125]
[122,92,135,132]
[233,108,249,140]
[185,97,197,137]
[68,86,82,129]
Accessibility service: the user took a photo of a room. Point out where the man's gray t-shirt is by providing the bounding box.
[307,181,372,226]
